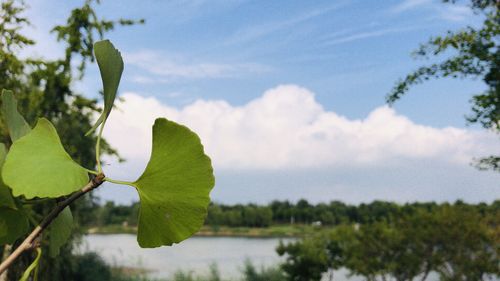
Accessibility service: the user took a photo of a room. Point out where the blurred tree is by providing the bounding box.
[430,205,499,280]
[72,252,112,281]
[278,204,499,281]
[0,0,142,279]
[277,233,331,281]
[387,0,500,171]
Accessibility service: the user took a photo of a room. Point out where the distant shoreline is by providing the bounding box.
[85,224,318,238]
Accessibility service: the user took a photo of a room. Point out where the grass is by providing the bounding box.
[110,261,286,281]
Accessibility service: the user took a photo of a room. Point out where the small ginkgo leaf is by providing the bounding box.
[2,118,89,199]
[1,90,31,142]
[85,40,123,135]
[0,184,14,209]
[0,207,29,245]
[49,207,73,257]
[0,143,7,168]
[132,118,214,248]
[0,143,15,208]
[0,143,29,245]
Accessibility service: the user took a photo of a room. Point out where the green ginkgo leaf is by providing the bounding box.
[85,40,123,135]
[0,207,29,245]
[49,207,73,257]
[0,143,29,245]
[0,143,7,168]
[0,183,14,208]
[2,118,89,198]
[132,118,215,247]
[0,143,16,208]
[1,90,31,142]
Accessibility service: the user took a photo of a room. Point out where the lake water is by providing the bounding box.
[79,234,294,279]
[78,234,445,281]
[78,234,361,280]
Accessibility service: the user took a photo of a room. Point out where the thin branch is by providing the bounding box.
[0,173,105,275]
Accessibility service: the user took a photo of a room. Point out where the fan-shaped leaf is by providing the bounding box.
[49,207,73,257]
[132,118,214,247]
[0,183,14,208]
[0,143,29,245]
[0,143,15,208]
[85,40,123,135]
[1,90,31,142]
[2,118,89,198]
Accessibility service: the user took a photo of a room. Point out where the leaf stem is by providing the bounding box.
[104,177,136,187]
[95,119,107,173]
[0,174,105,275]
[19,247,41,281]
[84,168,99,175]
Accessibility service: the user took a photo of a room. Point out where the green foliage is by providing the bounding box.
[86,40,123,136]
[0,143,15,208]
[2,118,89,198]
[0,12,214,281]
[88,199,498,235]
[1,40,215,256]
[0,183,15,208]
[0,208,29,245]
[387,0,500,170]
[156,262,285,281]
[0,1,143,279]
[171,264,222,281]
[206,200,426,228]
[51,0,143,76]
[278,203,500,281]
[0,98,31,245]
[49,208,73,257]
[0,143,28,245]
[94,201,140,226]
[241,260,286,281]
[0,3,213,280]
[1,90,31,142]
[72,252,112,281]
[19,247,42,281]
[133,118,215,247]
[277,231,333,281]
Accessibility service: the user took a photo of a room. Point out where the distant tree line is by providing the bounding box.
[87,199,499,229]
[90,201,140,227]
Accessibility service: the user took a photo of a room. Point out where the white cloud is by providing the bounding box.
[223,3,346,46]
[390,0,472,22]
[439,5,473,22]
[124,50,271,82]
[391,0,432,13]
[103,85,497,171]
[322,26,421,46]
[15,0,67,60]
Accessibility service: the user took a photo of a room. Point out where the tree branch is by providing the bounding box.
[0,173,105,274]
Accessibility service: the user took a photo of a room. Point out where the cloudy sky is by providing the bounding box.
[23,0,499,204]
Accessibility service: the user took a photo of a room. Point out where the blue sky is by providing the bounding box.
[25,0,499,204]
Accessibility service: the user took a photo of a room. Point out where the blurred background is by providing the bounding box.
[0,0,498,280]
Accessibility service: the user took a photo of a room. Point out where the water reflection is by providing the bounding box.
[78,234,293,279]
